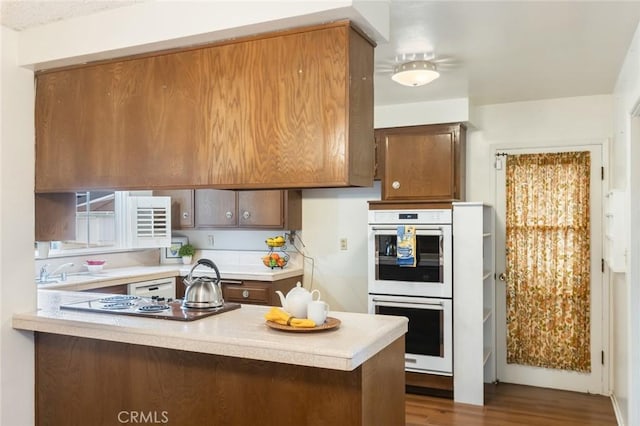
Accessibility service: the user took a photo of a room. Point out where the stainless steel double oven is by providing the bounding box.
[368,209,453,375]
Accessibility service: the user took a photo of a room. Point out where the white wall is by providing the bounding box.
[375,98,469,128]
[612,19,640,426]
[0,26,36,426]
[467,95,613,204]
[298,183,381,313]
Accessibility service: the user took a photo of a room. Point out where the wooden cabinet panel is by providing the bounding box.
[373,129,385,181]
[35,52,203,191]
[35,334,404,426]
[221,276,303,306]
[35,193,76,241]
[238,190,283,228]
[194,189,301,229]
[379,123,466,201]
[222,281,270,305]
[154,190,194,229]
[82,284,128,294]
[194,189,236,227]
[35,21,374,192]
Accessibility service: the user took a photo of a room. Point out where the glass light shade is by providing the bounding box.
[391,60,440,87]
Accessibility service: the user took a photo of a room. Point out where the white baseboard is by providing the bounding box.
[611,394,624,426]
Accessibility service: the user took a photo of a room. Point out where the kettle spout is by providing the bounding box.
[275,290,287,311]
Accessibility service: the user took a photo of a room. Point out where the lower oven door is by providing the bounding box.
[369,294,452,375]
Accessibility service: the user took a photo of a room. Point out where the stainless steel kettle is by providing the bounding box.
[182,258,224,309]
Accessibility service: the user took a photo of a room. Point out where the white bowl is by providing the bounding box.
[85,264,104,274]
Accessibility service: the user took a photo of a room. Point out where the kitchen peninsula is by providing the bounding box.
[13,290,407,426]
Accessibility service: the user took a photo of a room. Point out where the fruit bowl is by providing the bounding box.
[265,236,286,248]
[262,252,288,269]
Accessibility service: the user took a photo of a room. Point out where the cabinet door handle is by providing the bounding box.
[182,211,190,219]
[225,211,233,219]
[242,211,250,220]
[392,181,401,190]
[242,290,250,298]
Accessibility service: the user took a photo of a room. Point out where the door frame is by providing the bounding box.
[491,138,610,395]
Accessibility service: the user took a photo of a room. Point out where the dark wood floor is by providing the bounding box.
[406,383,617,426]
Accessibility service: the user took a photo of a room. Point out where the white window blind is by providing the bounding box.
[126,196,171,248]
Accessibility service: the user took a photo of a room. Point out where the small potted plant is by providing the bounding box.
[178,243,195,265]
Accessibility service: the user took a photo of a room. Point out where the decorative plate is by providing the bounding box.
[265,316,341,333]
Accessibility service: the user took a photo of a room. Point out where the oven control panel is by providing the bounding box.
[368,209,451,224]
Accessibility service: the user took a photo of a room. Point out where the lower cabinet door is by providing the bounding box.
[222,281,271,305]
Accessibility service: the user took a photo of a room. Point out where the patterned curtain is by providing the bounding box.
[505,152,591,372]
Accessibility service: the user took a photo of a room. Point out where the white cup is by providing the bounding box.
[307,300,329,326]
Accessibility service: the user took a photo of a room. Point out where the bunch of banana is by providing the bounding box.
[265,235,286,247]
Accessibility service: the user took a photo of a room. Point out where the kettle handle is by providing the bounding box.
[197,258,216,270]
[185,258,221,285]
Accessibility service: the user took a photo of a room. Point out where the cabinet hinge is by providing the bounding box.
[601,350,605,365]
[601,259,605,273]
[601,167,605,180]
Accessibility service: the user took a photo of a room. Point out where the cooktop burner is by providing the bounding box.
[138,304,170,312]
[60,297,241,321]
[103,302,137,310]
[99,295,140,303]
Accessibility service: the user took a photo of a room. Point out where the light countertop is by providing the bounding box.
[37,253,304,292]
[13,290,407,371]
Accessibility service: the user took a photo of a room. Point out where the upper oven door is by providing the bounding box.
[368,224,452,298]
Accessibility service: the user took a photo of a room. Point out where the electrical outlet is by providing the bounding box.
[340,238,348,250]
[207,235,214,247]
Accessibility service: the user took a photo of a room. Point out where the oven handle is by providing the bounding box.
[370,226,444,232]
[371,297,445,310]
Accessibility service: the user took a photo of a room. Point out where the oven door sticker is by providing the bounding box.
[396,225,416,267]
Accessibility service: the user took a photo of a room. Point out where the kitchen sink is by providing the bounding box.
[36,279,60,285]
[36,271,102,286]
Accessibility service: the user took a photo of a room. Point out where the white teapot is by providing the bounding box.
[275,282,320,318]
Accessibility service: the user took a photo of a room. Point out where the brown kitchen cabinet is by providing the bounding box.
[376,123,466,201]
[35,193,76,241]
[195,189,301,229]
[194,189,236,227]
[35,21,374,192]
[35,333,404,426]
[221,276,303,306]
[153,189,194,229]
[82,284,128,294]
[158,189,301,230]
[373,129,385,181]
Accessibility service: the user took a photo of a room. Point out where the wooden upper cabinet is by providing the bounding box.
[35,21,374,192]
[189,189,301,230]
[373,129,385,181]
[194,189,237,228]
[153,190,195,229]
[237,190,298,228]
[35,193,76,241]
[379,123,466,201]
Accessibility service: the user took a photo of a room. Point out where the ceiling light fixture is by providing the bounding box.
[391,60,440,87]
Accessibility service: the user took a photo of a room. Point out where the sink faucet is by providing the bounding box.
[52,263,74,281]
